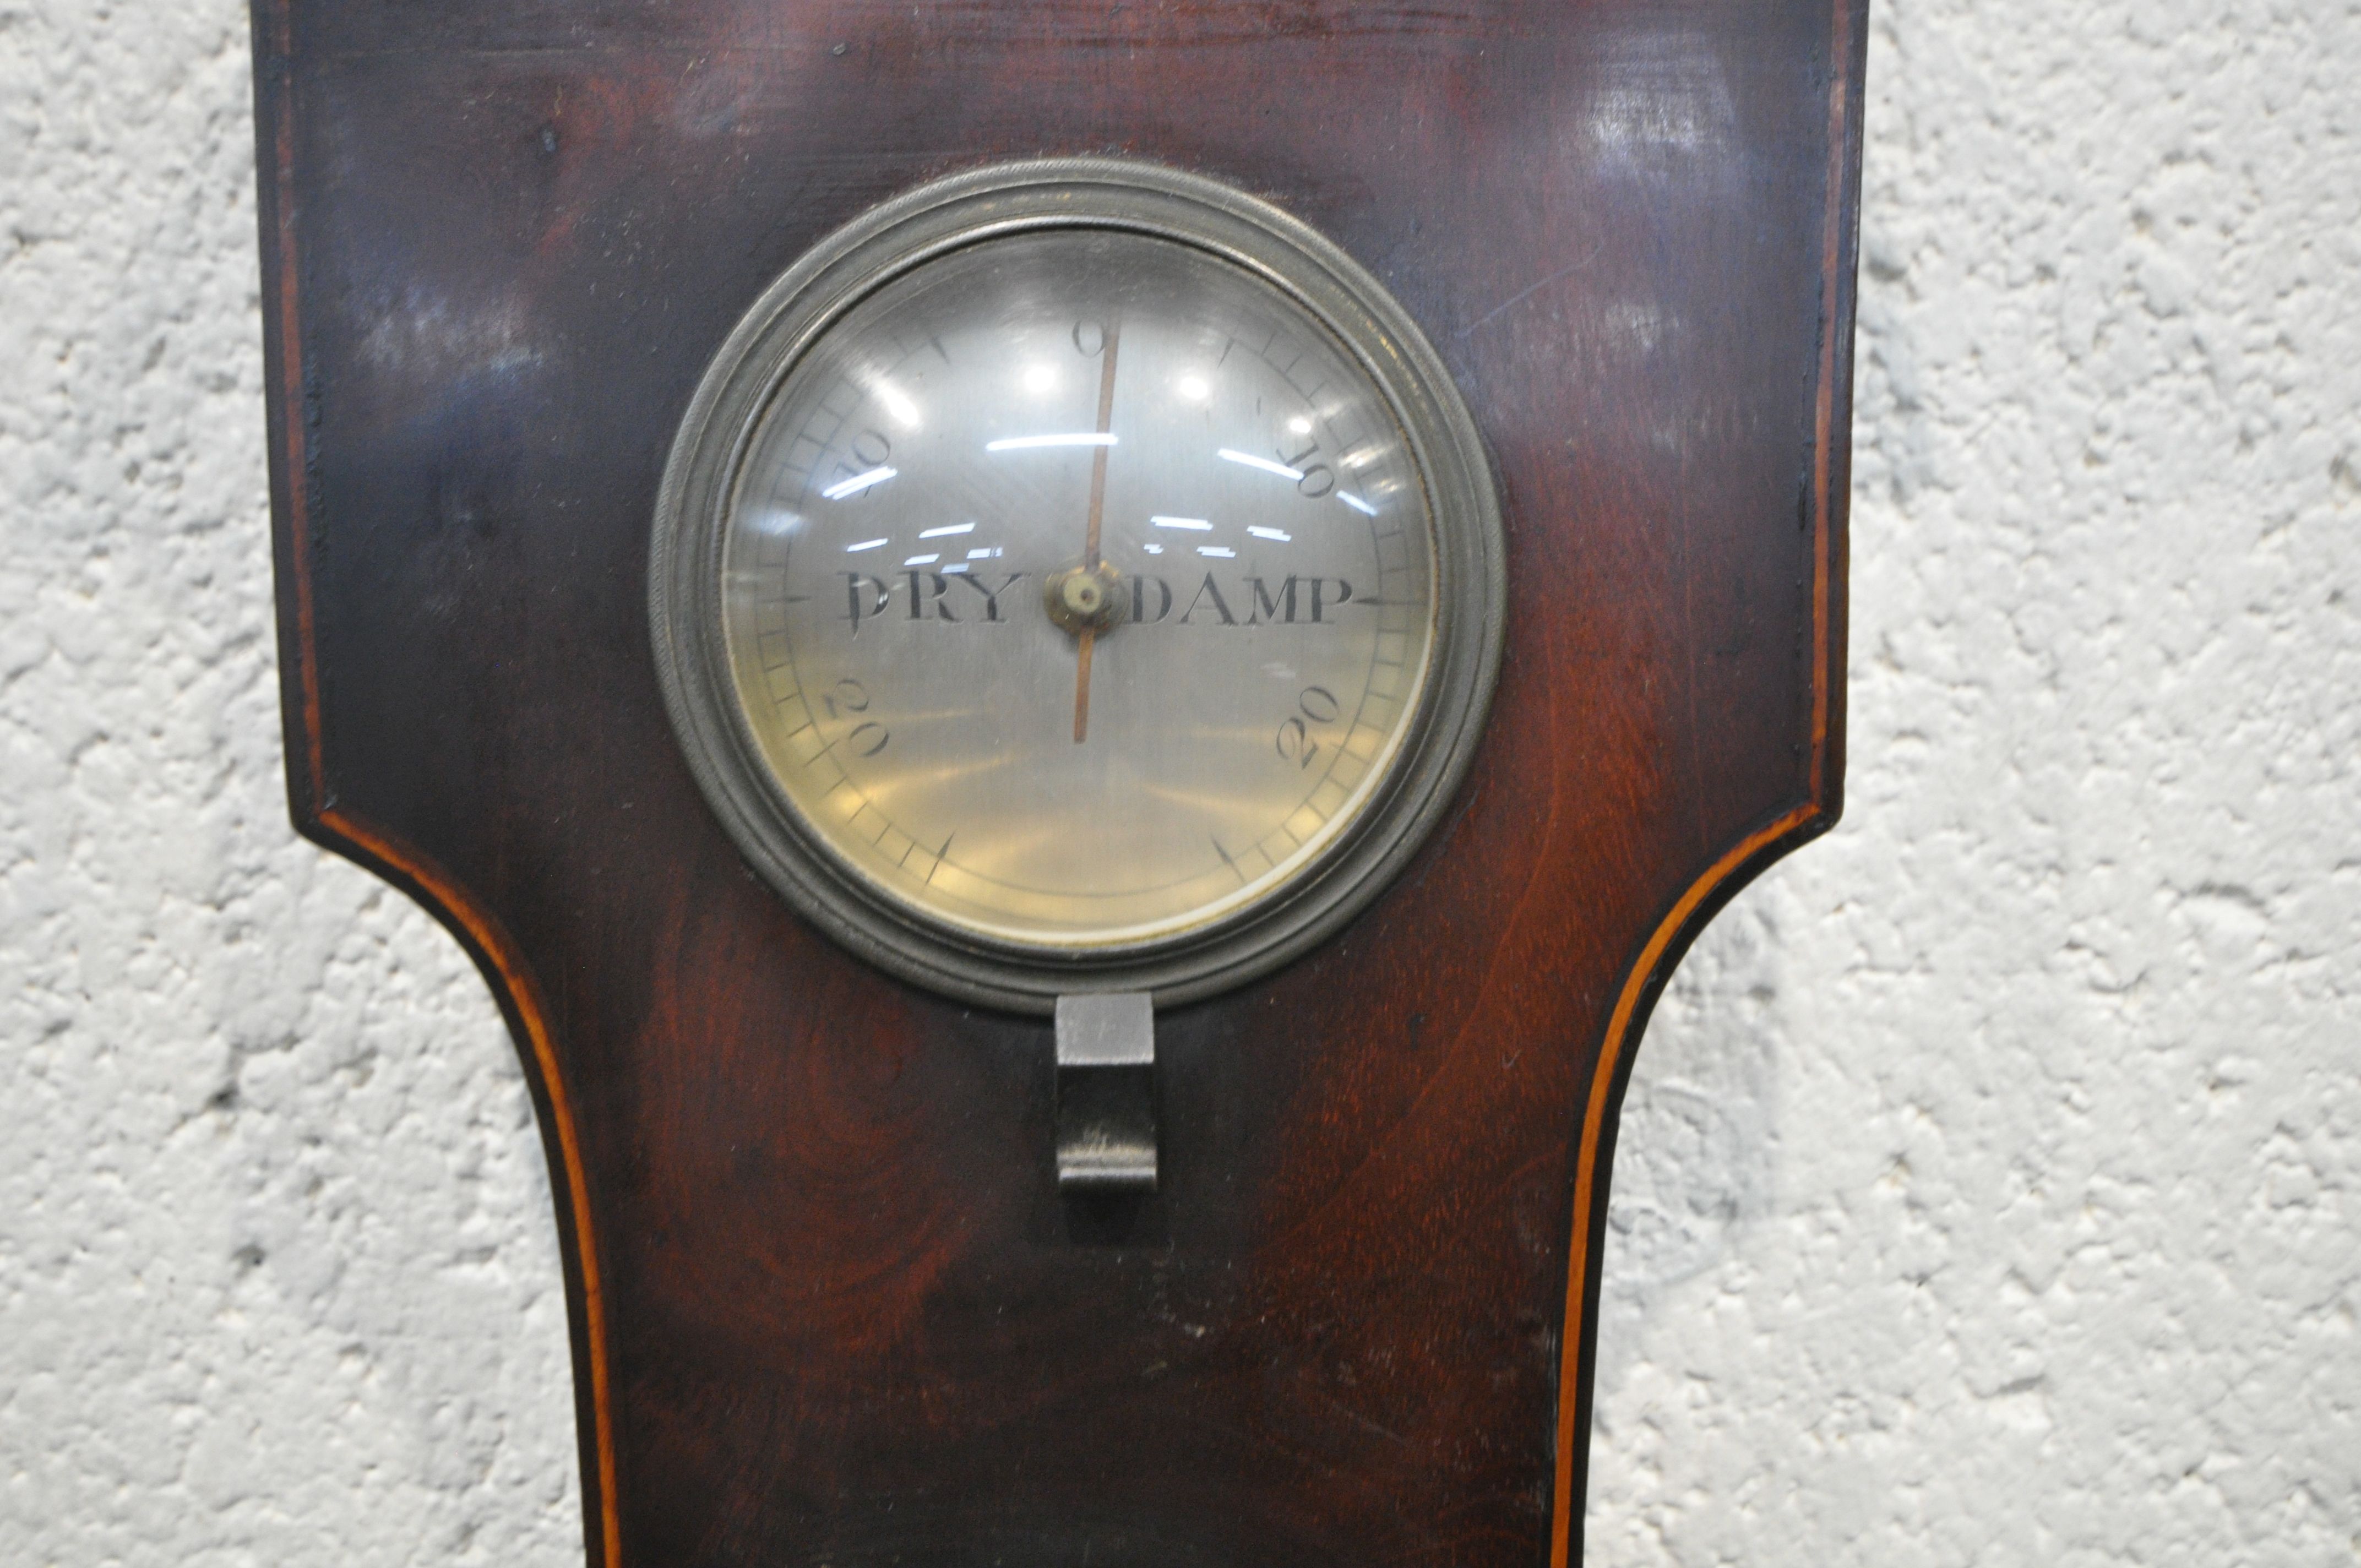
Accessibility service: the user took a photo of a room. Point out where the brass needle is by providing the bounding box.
[1073,322,1120,744]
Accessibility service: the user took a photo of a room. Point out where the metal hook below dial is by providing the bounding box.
[1053,993,1157,1192]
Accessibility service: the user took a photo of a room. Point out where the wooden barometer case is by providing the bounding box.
[248,3,1864,1565]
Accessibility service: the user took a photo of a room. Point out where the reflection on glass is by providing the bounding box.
[1216,448,1303,481]
[984,432,1119,452]
[822,466,897,499]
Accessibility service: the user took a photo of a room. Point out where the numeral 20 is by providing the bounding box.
[823,678,890,757]
[1275,685,1341,769]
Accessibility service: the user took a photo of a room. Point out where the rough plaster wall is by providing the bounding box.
[1591,2,2361,1562]
[0,0,2352,1562]
[1,3,581,1562]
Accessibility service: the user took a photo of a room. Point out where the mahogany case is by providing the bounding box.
[248,2,1865,1562]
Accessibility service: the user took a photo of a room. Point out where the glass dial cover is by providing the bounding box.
[652,161,1503,1010]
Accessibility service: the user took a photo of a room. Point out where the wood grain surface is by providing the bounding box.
[248,3,1865,1563]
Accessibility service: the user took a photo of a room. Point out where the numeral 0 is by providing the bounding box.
[1276,685,1341,769]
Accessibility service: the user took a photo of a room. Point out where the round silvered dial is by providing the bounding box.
[722,230,1435,949]
[652,160,1502,1010]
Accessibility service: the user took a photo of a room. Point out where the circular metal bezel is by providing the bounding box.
[650,157,1504,1015]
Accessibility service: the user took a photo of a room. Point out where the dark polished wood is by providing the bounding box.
[248,3,1864,1564]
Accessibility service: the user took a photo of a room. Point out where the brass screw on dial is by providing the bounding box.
[1045,562,1126,637]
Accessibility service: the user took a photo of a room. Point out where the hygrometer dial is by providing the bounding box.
[652,161,1502,1010]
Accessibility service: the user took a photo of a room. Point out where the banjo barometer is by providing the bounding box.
[652,161,1504,1019]
[252,1,1864,1559]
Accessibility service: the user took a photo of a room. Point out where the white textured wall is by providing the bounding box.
[1591,4,2361,1562]
[2,2,2353,1563]
[2,6,580,1562]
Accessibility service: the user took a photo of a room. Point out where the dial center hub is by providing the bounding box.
[1046,562,1126,636]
